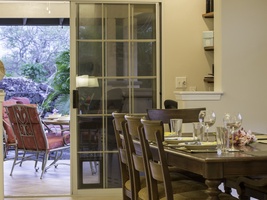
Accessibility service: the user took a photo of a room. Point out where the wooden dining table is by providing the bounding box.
[135,134,267,200]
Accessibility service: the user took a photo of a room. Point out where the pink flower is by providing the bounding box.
[231,128,257,146]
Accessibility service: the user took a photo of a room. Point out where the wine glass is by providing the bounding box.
[223,113,242,152]
[198,110,216,142]
[170,119,183,140]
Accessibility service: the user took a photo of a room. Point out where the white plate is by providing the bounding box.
[184,142,217,150]
[45,116,60,120]
[47,113,62,118]
[164,137,196,144]
[56,120,69,123]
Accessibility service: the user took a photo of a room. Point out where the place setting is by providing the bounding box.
[163,110,218,152]
[45,113,62,120]
[44,108,70,123]
[163,110,264,154]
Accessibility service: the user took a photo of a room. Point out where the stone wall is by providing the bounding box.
[0,77,53,105]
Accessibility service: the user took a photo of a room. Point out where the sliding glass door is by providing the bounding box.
[71,2,161,192]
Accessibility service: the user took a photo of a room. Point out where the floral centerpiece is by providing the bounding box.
[231,128,257,146]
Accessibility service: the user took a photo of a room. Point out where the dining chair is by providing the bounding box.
[146,108,209,181]
[164,99,178,109]
[147,107,206,124]
[2,99,17,159]
[5,104,70,179]
[139,118,210,200]
[124,114,149,200]
[140,118,238,200]
[224,176,267,200]
[112,111,133,200]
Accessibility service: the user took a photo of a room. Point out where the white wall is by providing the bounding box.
[162,0,213,99]
[0,1,69,18]
[176,0,267,133]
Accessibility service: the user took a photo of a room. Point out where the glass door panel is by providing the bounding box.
[132,4,156,39]
[78,4,102,40]
[106,42,129,77]
[131,42,156,76]
[77,42,102,76]
[74,2,160,190]
[105,4,128,40]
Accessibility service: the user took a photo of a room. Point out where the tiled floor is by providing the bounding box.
[4,159,71,197]
[3,157,258,200]
[3,159,123,200]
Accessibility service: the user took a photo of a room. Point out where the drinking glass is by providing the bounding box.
[170,119,183,140]
[198,110,216,142]
[223,113,242,152]
[192,122,204,141]
[216,127,228,154]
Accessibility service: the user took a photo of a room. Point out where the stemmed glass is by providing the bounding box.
[223,113,242,152]
[198,110,216,142]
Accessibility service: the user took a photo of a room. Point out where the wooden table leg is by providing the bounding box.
[205,179,222,200]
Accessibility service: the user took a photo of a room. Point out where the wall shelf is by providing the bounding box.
[204,76,214,83]
[202,12,214,18]
[174,91,223,101]
[204,46,214,51]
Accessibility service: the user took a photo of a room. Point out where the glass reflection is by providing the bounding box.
[133,4,156,39]
[131,42,156,76]
[78,4,102,39]
[105,4,128,40]
[106,42,129,77]
[78,42,102,77]
[78,116,103,151]
[106,153,121,188]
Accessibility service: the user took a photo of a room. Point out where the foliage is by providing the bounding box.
[42,50,70,115]
[0,26,69,79]
[21,63,48,83]
[0,26,70,115]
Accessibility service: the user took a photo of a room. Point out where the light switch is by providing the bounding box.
[176,77,187,89]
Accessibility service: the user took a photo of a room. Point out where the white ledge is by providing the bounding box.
[174,91,223,101]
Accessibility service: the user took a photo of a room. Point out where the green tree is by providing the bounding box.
[42,50,70,115]
[0,26,69,79]
[21,63,49,83]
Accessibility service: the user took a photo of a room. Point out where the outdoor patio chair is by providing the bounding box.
[5,104,70,179]
[2,99,17,159]
[2,97,31,158]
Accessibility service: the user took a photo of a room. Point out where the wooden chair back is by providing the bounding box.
[139,118,170,200]
[124,114,149,200]
[112,112,133,199]
[147,108,206,124]
[164,99,178,109]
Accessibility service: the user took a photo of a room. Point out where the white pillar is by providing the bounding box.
[0,91,5,199]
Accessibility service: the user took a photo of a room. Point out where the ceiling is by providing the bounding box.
[0,1,70,25]
[0,18,69,26]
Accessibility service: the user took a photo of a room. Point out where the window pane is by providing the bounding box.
[106,116,117,151]
[133,78,156,113]
[78,153,103,189]
[131,42,156,76]
[78,4,102,39]
[106,153,121,188]
[105,4,128,39]
[78,116,103,151]
[106,42,129,76]
[77,84,102,114]
[78,42,102,76]
[104,79,129,114]
[132,4,156,39]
